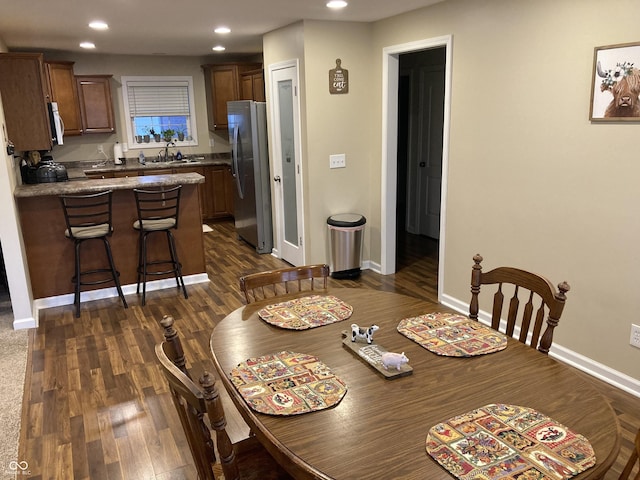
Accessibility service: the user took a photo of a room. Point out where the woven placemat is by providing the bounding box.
[257,295,353,330]
[426,403,596,479]
[398,312,507,357]
[229,351,347,415]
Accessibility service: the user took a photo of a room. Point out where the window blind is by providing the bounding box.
[127,82,190,117]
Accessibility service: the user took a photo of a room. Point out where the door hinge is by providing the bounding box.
[299,236,303,246]
[294,86,298,97]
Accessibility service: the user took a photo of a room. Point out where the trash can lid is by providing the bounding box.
[327,213,366,227]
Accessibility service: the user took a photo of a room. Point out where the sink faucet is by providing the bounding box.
[164,141,175,162]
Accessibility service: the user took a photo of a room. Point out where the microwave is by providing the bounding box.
[47,102,64,146]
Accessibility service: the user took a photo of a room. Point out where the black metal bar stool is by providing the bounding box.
[59,190,128,318]
[133,185,188,306]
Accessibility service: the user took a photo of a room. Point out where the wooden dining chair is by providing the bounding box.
[469,254,570,354]
[155,315,292,480]
[619,427,640,480]
[239,263,330,303]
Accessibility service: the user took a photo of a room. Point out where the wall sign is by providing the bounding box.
[329,59,349,94]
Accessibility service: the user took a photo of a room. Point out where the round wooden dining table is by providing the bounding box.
[209,288,620,480]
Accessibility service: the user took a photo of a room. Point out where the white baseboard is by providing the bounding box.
[440,293,640,398]
[27,273,210,328]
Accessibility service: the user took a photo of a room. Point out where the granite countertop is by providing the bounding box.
[14,172,205,198]
[14,153,230,198]
[68,152,231,179]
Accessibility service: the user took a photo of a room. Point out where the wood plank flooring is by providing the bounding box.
[19,219,639,479]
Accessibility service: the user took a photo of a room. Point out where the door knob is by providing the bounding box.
[274,176,281,182]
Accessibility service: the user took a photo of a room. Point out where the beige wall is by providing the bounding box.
[264,0,640,384]
[373,0,640,381]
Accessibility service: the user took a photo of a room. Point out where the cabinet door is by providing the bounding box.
[76,75,115,134]
[46,61,82,135]
[202,63,262,131]
[0,53,53,151]
[204,65,238,131]
[210,165,235,218]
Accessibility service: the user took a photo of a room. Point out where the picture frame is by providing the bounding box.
[589,41,640,121]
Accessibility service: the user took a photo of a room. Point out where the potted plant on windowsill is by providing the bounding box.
[162,129,176,142]
[177,129,185,141]
[150,128,161,142]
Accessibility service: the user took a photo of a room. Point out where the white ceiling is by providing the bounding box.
[0,0,444,57]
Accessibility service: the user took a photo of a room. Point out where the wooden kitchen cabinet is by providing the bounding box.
[0,53,54,151]
[202,63,261,131]
[209,165,234,218]
[45,61,82,136]
[76,75,115,134]
[240,69,265,102]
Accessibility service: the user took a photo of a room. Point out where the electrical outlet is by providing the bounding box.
[329,153,346,169]
[631,324,640,349]
[97,144,104,154]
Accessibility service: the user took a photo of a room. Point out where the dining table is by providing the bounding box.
[209,287,620,480]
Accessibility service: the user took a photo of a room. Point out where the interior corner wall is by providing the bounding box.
[263,20,376,266]
[370,0,640,381]
[0,91,36,328]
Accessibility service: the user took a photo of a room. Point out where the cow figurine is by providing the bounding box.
[381,351,409,371]
[597,60,640,118]
[351,324,379,344]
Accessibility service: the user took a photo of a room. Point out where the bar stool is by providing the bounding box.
[59,190,128,318]
[133,185,188,306]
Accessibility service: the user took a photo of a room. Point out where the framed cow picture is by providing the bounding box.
[590,41,640,121]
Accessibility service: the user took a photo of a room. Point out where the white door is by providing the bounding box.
[269,62,305,266]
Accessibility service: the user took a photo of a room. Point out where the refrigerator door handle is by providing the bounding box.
[231,124,244,199]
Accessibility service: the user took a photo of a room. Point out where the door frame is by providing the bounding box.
[381,35,452,302]
[267,59,306,265]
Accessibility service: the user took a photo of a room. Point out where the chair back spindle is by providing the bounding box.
[469,254,570,354]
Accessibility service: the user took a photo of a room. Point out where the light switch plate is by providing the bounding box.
[330,154,346,169]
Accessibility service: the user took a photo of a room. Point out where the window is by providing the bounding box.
[121,76,198,149]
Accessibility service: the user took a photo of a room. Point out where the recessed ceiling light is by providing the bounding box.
[327,0,348,9]
[212,45,226,52]
[80,42,96,49]
[214,26,231,34]
[89,21,109,30]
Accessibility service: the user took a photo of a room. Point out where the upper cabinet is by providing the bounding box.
[240,69,265,102]
[202,63,262,131]
[45,61,83,136]
[75,75,115,134]
[0,53,55,151]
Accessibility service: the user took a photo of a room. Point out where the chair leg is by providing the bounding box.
[102,237,128,309]
[74,240,82,318]
[136,231,144,296]
[140,232,149,306]
[167,230,188,299]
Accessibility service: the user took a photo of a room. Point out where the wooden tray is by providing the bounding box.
[341,331,412,379]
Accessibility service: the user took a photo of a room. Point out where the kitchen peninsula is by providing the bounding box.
[14,167,208,301]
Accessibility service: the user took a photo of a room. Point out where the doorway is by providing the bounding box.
[381,35,452,302]
[396,48,445,270]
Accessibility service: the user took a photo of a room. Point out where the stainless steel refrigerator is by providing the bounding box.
[227,100,273,253]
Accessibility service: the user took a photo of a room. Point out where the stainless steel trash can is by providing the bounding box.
[327,213,366,279]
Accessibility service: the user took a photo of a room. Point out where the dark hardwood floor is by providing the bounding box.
[18,219,639,479]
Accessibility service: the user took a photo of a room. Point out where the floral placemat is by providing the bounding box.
[257,295,353,330]
[229,351,348,416]
[397,312,507,357]
[426,403,596,479]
